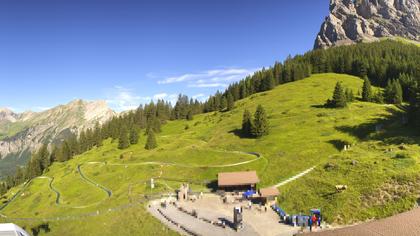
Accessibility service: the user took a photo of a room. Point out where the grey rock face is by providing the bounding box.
[0,100,115,161]
[314,0,420,49]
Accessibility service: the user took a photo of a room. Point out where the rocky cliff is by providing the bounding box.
[314,0,420,49]
[0,100,115,175]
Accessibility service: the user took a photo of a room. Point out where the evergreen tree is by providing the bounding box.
[129,128,139,145]
[331,82,347,108]
[118,125,130,149]
[362,76,373,102]
[241,109,253,136]
[372,91,385,104]
[0,182,7,195]
[93,123,103,147]
[384,79,403,104]
[261,72,275,91]
[36,144,50,172]
[186,110,194,120]
[345,88,354,102]
[145,130,157,150]
[220,97,227,111]
[227,94,234,111]
[26,157,42,179]
[58,141,72,162]
[411,86,420,132]
[251,105,269,138]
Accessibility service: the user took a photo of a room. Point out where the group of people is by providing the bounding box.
[308,213,322,232]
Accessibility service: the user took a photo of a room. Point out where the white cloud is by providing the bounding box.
[188,83,228,88]
[151,93,178,105]
[153,93,168,100]
[32,106,52,112]
[158,67,259,88]
[192,93,208,102]
[106,86,151,112]
[192,93,205,99]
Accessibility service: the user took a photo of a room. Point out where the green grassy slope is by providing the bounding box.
[1,73,418,235]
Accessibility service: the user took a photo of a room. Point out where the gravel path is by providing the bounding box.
[272,166,316,188]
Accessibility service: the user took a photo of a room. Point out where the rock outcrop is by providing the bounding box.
[0,100,115,173]
[314,0,420,49]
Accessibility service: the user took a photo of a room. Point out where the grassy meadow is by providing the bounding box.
[1,73,419,235]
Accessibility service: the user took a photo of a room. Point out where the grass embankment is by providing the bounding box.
[1,73,418,234]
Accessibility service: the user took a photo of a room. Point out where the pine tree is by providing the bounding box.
[26,157,42,179]
[384,79,403,104]
[145,130,157,150]
[373,91,385,104]
[129,128,139,145]
[413,86,420,132]
[0,182,7,195]
[345,88,354,102]
[251,105,269,138]
[186,110,194,120]
[36,144,50,172]
[261,72,275,91]
[227,94,234,111]
[241,109,253,136]
[362,76,372,102]
[220,97,227,111]
[331,82,347,108]
[118,125,130,149]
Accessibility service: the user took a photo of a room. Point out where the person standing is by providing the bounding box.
[308,217,312,232]
[312,214,317,229]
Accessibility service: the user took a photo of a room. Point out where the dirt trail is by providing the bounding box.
[272,166,316,188]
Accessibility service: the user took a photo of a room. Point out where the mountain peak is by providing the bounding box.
[314,0,420,49]
[0,108,18,123]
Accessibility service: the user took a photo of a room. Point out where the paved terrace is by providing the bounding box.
[148,194,299,236]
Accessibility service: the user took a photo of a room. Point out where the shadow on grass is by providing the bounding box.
[30,223,51,236]
[327,140,352,151]
[321,192,338,198]
[229,129,254,139]
[335,106,419,145]
[311,104,327,109]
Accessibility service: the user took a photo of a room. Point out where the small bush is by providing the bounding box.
[394,153,410,159]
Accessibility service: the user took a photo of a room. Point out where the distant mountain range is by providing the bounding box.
[0,100,115,176]
[314,0,420,49]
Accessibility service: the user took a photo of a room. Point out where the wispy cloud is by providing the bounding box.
[188,83,228,88]
[192,93,208,102]
[32,106,52,112]
[106,87,182,111]
[153,93,168,100]
[158,67,258,88]
[152,93,178,105]
[106,86,151,112]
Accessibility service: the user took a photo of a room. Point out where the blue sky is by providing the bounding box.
[0,0,329,112]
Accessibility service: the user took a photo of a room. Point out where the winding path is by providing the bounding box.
[0,150,263,220]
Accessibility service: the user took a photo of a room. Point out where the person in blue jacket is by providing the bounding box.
[308,217,312,232]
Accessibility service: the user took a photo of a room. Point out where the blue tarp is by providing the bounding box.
[271,204,287,217]
[243,190,256,198]
[310,209,321,215]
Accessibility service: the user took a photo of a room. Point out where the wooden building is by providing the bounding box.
[218,171,260,191]
[259,187,279,204]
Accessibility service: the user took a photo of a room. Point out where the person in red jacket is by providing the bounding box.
[312,214,317,229]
